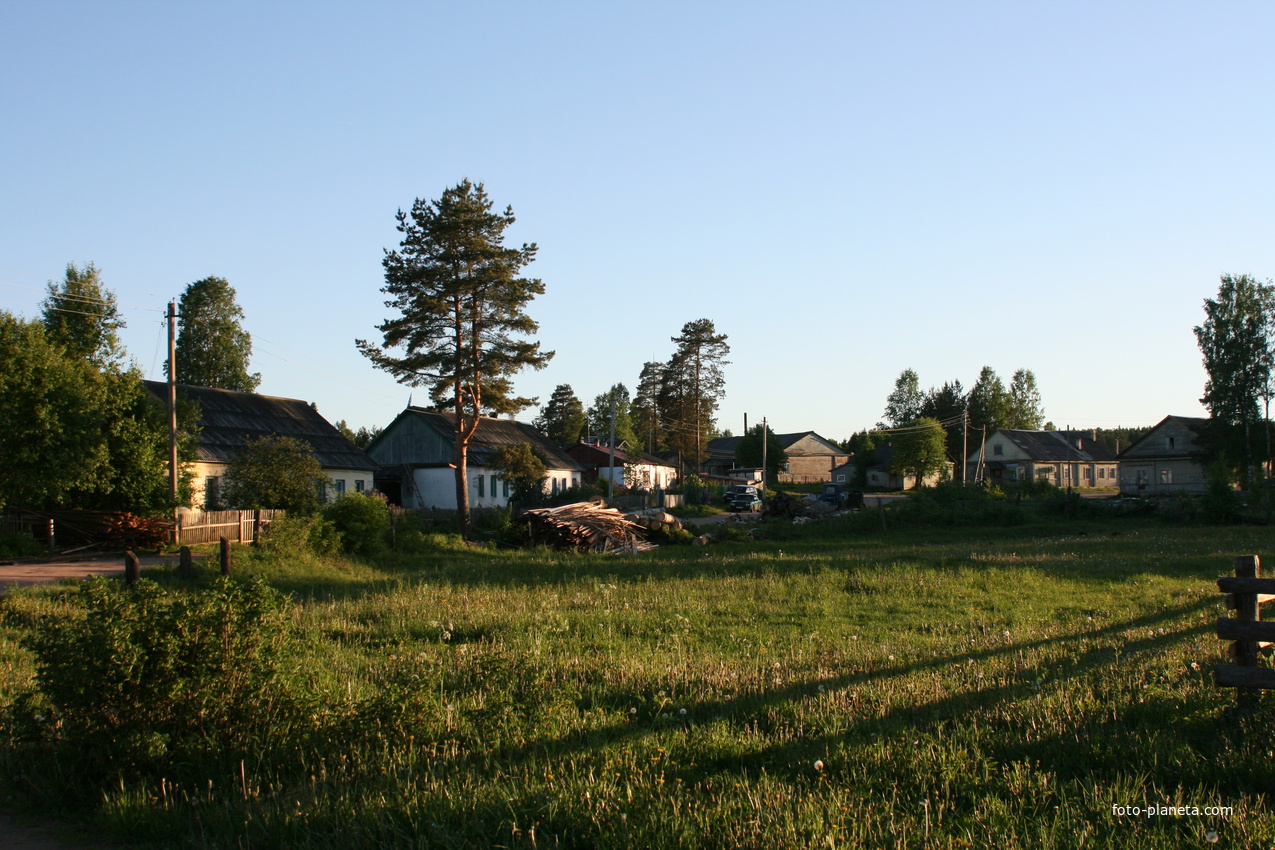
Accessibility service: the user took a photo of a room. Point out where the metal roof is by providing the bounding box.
[143,380,376,471]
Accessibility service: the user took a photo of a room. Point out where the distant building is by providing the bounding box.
[705,431,849,483]
[1117,416,1213,495]
[966,429,1118,488]
[564,441,677,491]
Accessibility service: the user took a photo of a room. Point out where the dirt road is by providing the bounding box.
[0,553,178,593]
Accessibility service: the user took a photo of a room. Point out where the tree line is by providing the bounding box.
[533,319,731,473]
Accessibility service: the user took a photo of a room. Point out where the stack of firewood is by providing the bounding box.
[522,502,656,553]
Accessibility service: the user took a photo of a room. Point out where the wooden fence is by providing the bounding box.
[1215,554,1275,701]
[177,509,281,546]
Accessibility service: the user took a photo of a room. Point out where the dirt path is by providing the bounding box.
[0,812,110,850]
[0,554,178,593]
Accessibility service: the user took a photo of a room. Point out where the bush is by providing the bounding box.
[17,577,307,770]
[323,491,391,557]
[257,513,341,559]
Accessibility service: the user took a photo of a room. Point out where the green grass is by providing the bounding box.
[1,517,1273,847]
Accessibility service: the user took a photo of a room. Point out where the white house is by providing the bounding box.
[365,408,584,510]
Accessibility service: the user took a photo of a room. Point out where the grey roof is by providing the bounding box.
[143,380,376,471]
[383,408,584,471]
[706,431,842,461]
[995,429,1118,462]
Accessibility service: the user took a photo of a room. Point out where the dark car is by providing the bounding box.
[724,485,762,512]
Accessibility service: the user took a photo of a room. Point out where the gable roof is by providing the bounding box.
[371,407,583,471]
[706,431,845,461]
[143,380,375,471]
[565,442,677,469]
[989,429,1118,463]
[1116,415,1213,459]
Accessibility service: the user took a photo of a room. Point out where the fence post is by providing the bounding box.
[178,546,193,580]
[220,536,231,576]
[252,509,261,547]
[124,551,140,586]
[1234,555,1261,707]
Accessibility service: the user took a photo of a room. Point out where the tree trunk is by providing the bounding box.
[454,419,471,539]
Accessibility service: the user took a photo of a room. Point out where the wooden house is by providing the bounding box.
[365,408,584,510]
[704,431,850,483]
[966,429,1118,488]
[1116,416,1213,495]
[143,381,376,510]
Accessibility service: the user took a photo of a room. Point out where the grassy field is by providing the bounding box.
[1,514,1273,848]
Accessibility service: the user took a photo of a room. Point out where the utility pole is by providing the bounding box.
[761,416,768,507]
[962,411,969,483]
[168,300,179,542]
[607,391,616,500]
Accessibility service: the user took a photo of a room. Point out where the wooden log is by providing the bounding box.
[1215,618,1275,642]
[124,551,140,586]
[1217,576,1275,594]
[1214,663,1275,689]
[179,546,193,580]
[220,536,231,576]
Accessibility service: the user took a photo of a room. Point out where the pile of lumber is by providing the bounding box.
[522,502,656,553]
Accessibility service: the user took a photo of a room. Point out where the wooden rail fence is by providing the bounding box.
[1215,554,1275,702]
[177,509,280,546]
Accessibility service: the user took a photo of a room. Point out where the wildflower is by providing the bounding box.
[1190,661,1201,671]
[818,684,826,693]
[814,759,825,772]
[679,708,687,717]
[1206,831,1219,844]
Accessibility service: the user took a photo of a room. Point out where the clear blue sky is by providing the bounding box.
[4,2,1273,442]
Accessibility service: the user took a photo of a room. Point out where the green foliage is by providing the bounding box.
[734,423,787,478]
[881,368,923,428]
[887,417,949,486]
[17,577,302,766]
[224,435,324,513]
[174,276,260,392]
[967,365,1009,431]
[0,313,178,513]
[323,492,391,557]
[40,262,125,368]
[1005,368,1045,429]
[534,383,587,446]
[256,513,342,560]
[1201,461,1239,523]
[587,383,639,448]
[489,442,548,507]
[658,318,730,468]
[631,361,665,453]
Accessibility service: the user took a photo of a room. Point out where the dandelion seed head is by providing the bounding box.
[814,759,825,771]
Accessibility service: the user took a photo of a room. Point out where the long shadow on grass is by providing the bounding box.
[438,596,1218,782]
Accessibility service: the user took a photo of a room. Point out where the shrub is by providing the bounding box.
[323,491,391,557]
[257,513,341,559]
[18,577,306,769]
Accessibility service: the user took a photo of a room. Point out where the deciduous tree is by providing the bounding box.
[175,277,260,391]
[223,435,323,513]
[41,262,125,368]
[966,366,1008,432]
[881,368,924,428]
[888,418,949,488]
[588,384,639,448]
[1005,368,1045,430]
[489,443,547,509]
[357,180,552,536]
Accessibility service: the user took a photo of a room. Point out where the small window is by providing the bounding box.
[836,473,846,483]
[334,479,346,496]
[1167,436,1176,450]
[1160,469,1173,484]
[490,474,497,496]
[205,476,221,509]
[477,475,485,498]
[503,479,510,497]
[1098,468,1106,479]
[993,444,1003,456]
[355,479,365,492]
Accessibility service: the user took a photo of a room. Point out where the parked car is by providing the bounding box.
[724,485,762,512]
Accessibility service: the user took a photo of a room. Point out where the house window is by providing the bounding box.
[503,479,510,497]
[355,479,365,492]
[1166,436,1176,450]
[205,477,221,509]
[334,479,346,497]
[1160,469,1173,485]
[1098,468,1106,479]
[490,474,497,497]
[477,475,485,498]
[993,444,1003,456]
[836,473,846,483]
